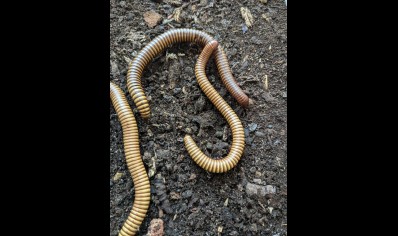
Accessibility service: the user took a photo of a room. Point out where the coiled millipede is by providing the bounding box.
[110,82,150,236]
[127,28,250,120]
[184,40,245,173]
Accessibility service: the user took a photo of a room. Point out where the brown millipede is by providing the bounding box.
[184,41,245,173]
[127,28,249,120]
[110,82,150,236]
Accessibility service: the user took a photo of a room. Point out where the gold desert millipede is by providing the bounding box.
[111,29,248,236]
[110,82,150,236]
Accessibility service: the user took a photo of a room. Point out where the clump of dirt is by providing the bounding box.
[110,0,287,235]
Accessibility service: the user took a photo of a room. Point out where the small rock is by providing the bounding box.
[241,60,249,71]
[119,1,126,7]
[143,11,162,28]
[267,125,273,128]
[214,142,229,151]
[165,164,173,172]
[182,190,193,199]
[110,180,113,187]
[282,91,287,98]
[206,142,213,150]
[242,24,248,34]
[248,123,258,132]
[126,12,134,20]
[173,87,181,95]
[255,131,265,138]
[237,184,244,191]
[146,218,164,236]
[170,191,181,200]
[244,128,250,138]
[265,185,276,194]
[258,216,268,225]
[143,151,152,164]
[255,171,262,177]
[215,131,223,138]
[189,173,197,180]
[110,60,120,76]
[199,199,205,205]
[253,179,262,184]
[250,223,258,232]
[158,208,164,218]
[259,0,268,4]
[268,207,274,214]
[249,167,256,173]
[194,95,206,112]
[229,48,237,56]
[157,149,170,158]
[246,183,276,197]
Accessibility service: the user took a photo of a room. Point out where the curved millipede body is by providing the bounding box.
[110,82,151,236]
[127,28,249,120]
[184,41,245,173]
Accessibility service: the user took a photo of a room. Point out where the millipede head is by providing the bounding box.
[208,40,219,52]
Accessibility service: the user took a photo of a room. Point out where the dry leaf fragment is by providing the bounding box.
[240,7,254,27]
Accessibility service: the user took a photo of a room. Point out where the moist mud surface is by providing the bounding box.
[110,0,287,235]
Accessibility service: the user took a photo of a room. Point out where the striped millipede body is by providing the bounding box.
[110,82,150,236]
[184,41,245,173]
[127,28,249,120]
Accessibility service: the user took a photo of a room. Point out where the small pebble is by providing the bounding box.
[126,12,134,20]
[182,190,193,198]
[244,128,250,138]
[173,87,182,95]
[250,223,258,232]
[255,131,266,137]
[242,24,248,33]
[248,123,258,132]
[146,219,164,236]
[215,131,223,138]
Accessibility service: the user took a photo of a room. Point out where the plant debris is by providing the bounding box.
[240,7,254,27]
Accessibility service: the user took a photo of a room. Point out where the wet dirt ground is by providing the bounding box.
[110,0,287,235]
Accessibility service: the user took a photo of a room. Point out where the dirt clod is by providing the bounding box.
[143,11,163,28]
[146,219,164,236]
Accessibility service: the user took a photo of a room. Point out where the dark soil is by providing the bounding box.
[110,0,287,235]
